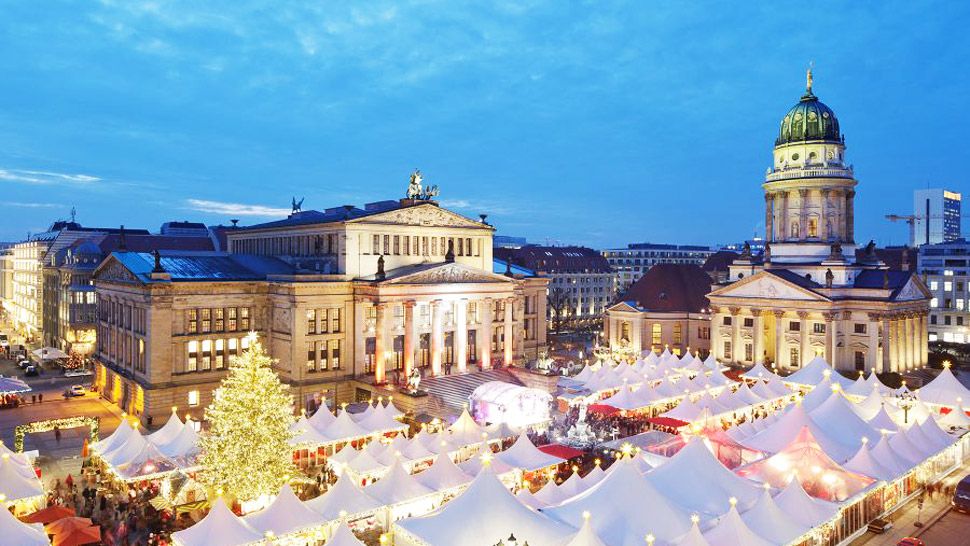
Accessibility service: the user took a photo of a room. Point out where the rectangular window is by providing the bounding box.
[854,351,866,371]
[854,323,867,334]
[331,308,341,333]
[201,308,211,333]
[743,317,754,328]
[240,307,250,330]
[228,337,238,360]
[422,236,429,256]
[457,237,463,256]
[466,238,472,256]
[187,341,198,372]
[188,309,198,333]
[813,323,825,334]
[790,347,800,367]
[330,339,341,369]
[393,235,400,255]
[201,340,212,370]
[214,308,224,331]
[187,390,200,407]
[228,307,237,331]
[307,309,316,334]
[652,324,662,347]
[373,234,380,254]
[673,323,683,344]
[930,281,939,290]
[319,342,328,370]
[930,315,938,325]
[722,316,732,326]
[945,281,953,291]
[383,234,390,255]
[959,316,965,326]
[431,237,437,256]
[723,341,732,360]
[307,342,316,372]
[789,321,800,332]
[403,235,410,255]
[945,315,952,325]
[698,327,710,340]
[215,339,225,369]
[745,343,753,362]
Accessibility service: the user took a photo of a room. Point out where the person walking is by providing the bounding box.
[54,425,61,443]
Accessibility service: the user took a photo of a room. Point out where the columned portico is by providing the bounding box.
[480,297,493,369]
[430,299,443,376]
[730,307,741,364]
[752,309,764,364]
[403,300,416,377]
[798,311,810,367]
[503,296,514,366]
[773,310,785,368]
[881,314,892,373]
[455,298,468,373]
[374,302,388,383]
[823,312,837,365]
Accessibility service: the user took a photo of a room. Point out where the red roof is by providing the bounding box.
[538,443,584,460]
[589,404,621,416]
[646,416,690,429]
[619,263,712,313]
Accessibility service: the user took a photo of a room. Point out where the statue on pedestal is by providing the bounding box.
[406,169,423,199]
[407,367,421,392]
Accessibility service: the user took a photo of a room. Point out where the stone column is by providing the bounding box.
[503,297,515,366]
[403,300,416,378]
[845,190,856,243]
[752,309,764,364]
[374,302,387,384]
[773,310,785,367]
[354,299,366,376]
[888,316,900,373]
[455,298,468,373]
[799,189,809,239]
[480,298,493,369]
[729,307,741,364]
[904,314,915,371]
[764,194,774,243]
[710,307,722,360]
[864,314,879,373]
[821,188,830,239]
[879,315,891,373]
[798,312,810,367]
[430,300,443,376]
[780,192,790,241]
[823,312,837,365]
[920,311,929,366]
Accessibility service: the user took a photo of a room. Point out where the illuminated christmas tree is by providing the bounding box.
[198,332,295,504]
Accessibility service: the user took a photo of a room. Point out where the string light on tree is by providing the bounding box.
[198,331,295,507]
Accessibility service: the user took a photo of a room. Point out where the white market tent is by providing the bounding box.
[771,479,839,528]
[0,453,44,503]
[497,433,565,472]
[784,357,854,390]
[364,461,433,507]
[447,408,487,446]
[171,497,263,546]
[701,502,772,546]
[543,459,693,546]
[305,474,382,521]
[414,454,472,492]
[459,446,515,477]
[563,514,609,546]
[0,376,32,395]
[917,366,970,408]
[91,417,135,455]
[739,362,785,383]
[674,519,711,546]
[326,521,368,546]
[740,487,810,546]
[243,484,323,538]
[0,502,48,546]
[843,442,896,482]
[395,466,573,546]
[645,439,763,516]
[147,410,185,447]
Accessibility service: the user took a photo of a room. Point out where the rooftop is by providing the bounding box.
[619,263,713,313]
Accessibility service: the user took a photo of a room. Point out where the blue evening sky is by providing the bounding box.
[0,1,966,248]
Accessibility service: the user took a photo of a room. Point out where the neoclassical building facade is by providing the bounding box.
[708,71,930,374]
[92,187,548,425]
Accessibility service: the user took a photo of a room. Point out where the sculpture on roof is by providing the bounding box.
[376,254,386,281]
[407,169,424,199]
[740,241,752,259]
[152,250,165,273]
[291,197,304,213]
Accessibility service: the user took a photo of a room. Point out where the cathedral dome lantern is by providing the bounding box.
[775,90,842,146]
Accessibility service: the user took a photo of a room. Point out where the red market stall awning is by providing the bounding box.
[589,404,620,415]
[646,416,689,429]
[538,443,584,460]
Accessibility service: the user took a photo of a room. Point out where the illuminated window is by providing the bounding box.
[187,390,200,407]
[201,340,212,370]
[790,347,800,367]
[651,324,662,347]
[808,217,818,237]
[307,309,316,334]
[673,323,683,344]
[187,341,198,372]
[215,339,225,369]
[307,342,316,372]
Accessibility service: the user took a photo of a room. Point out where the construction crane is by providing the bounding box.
[885,214,917,246]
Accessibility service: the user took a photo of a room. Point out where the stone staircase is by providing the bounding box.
[419,368,524,418]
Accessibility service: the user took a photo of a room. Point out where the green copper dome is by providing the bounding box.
[775,89,842,146]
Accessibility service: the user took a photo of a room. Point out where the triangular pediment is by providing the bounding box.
[92,255,144,285]
[352,203,492,230]
[709,272,827,302]
[607,301,642,313]
[382,262,514,285]
[893,277,931,301]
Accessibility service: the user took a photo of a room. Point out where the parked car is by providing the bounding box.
[24,365,39,377]
[954,475,970,513]
[897,539,925,546]
[68,385,86,397]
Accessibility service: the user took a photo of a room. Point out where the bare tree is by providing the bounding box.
[547,287,571,333]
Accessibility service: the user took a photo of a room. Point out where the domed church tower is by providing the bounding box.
[764,68,857,263]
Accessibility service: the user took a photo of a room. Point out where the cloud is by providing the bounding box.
[440,198,516,216]
[7,202,61,208]
[0,169,101,185]
[185,198,290,217]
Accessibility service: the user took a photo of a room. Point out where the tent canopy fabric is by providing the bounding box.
[917,367,970,407]
[0,494,49,546]
[171,498,262,546]
[304,474,381,521]
[740,488,810,546]
[364,461,432,506]
[772,479,839,528]
[395,467,573,546]
[414,454,472,491]
[0,376,32,394]
[325,521,367,546]
[784,357,854,389]
[497,433,565,472]
[701,504,773,546]
[0,453,45,502]
[243,484,323,537]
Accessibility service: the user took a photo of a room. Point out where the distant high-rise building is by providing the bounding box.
[601,243,713,291]
[913,189,961,247]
